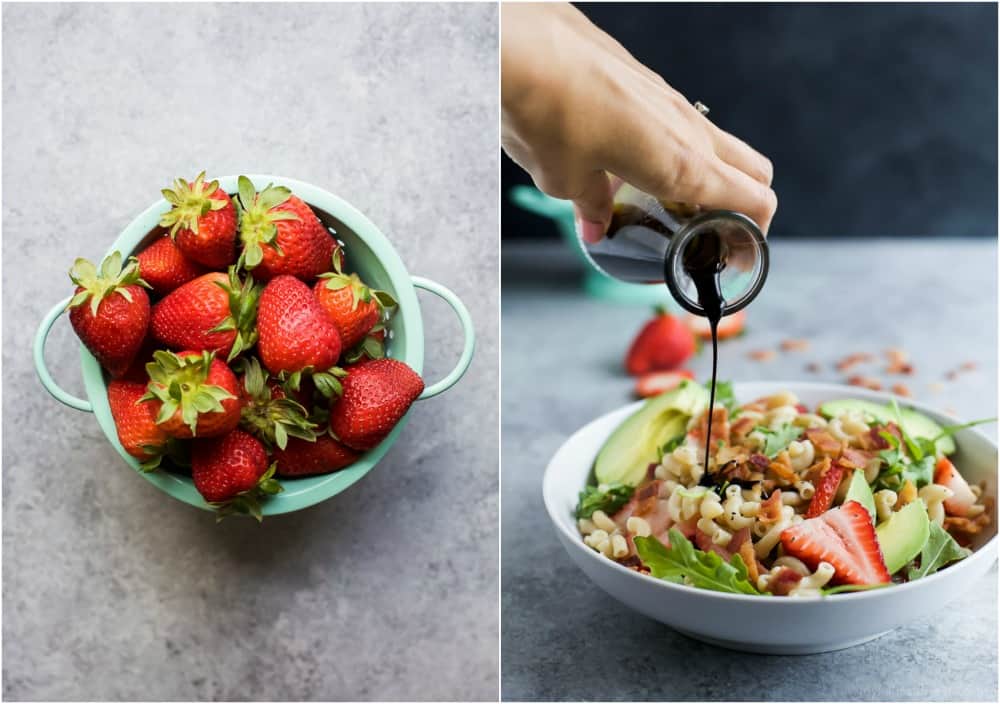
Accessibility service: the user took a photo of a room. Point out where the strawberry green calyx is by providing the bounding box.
[318,254,398,313]
[140,350,237,436]
[343,324,387,364]
[211,463,283,522]
[67,251,150,317]
[234,175,300,269]
[136,437,190,473]
[235,357,317,450]
[313,367,349,400]
[208,266,263,361]
[159,171,228,237]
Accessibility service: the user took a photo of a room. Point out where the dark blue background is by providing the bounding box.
[502,2,998,238]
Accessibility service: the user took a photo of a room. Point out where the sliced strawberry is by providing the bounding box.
[625,309,696,375]
[634,369,694,398]
[935,457,977,517]
[804,464,845,518]
[780,501,891,585]
[685,309,746,341]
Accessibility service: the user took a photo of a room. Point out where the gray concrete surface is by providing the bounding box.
[3,4,498,701]
[501,239,998,701]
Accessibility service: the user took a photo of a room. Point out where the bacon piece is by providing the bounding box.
[836,352,874,371]
[739,539,761,582]
[847,375,882,391]
[769,451,798,483]
[692,406,730,451]
[695,527,751,562]
[730,416,756,443]
[758,489,784,524]
[749,453,771,471]
[781,339,811,352]
[861,423,900,451]
[891,383,912,397]
[944,514,990,540]
[839,447,875,469]
[748,349,776,362]
[768,567,804,596]
[805,428,843,457]
[804,456,833,485]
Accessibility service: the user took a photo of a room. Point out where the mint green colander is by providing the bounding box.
[33,175,475,516]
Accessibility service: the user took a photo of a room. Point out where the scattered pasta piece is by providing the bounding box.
[846,375,882,391]
[780,339,810,352]
[836,352,873,371]
[891,383,912,397]
[748,349,776,362]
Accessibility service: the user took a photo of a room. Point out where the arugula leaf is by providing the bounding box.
[634,530,762,595]
[575,483,634,519]
[710,380,739,415]
[889,398,926,461]
[934,417,998,442]
[874,426,936,491]
[753,424,804,459]
[907,522,971,580]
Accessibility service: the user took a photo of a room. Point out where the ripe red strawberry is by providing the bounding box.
[235,176,336,280]
[804,464,846,518]
[67,252,151,378]
[107,379,169,466]
[625,308,697,375]
[257,275,342,375]
[119,335,160,384]
[159,172,237,269]
[273,434,360,477]
[935,457,978,517]
[685,309,747,341]
[780,501,891,585]
[150,269,261,360]
[329,358,424,450]
[314,254,397,349]
[140,350,241,439]
[191,429,282,520]
[135,235,206,294]
[235,357,317,449]
[635,370,694,398]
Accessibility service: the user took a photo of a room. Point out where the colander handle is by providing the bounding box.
[34,298,93,412]
[411,276,475,400]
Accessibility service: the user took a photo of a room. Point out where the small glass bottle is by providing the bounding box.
[578,182,769,317]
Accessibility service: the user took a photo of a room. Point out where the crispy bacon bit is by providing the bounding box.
[887,361,914,374]
[768,567,804,596]
[769,451,798,483]
[847,375,882,391]
[885,347,908,364]
[805,428,843,456]
[894,480,918,509]
[748,349,776,362]
[618,554,644,569]
[693,406,730,450]
[891,383,912,397]
[730,416,756,443]
[944,513,990,538]
[758,490,784,524]
[743,401,767,414]
[860,423,900,451]
[836,352,874,371]
[739,540,760,582]
[715,461,754,483]
[805,362,822,373]
[781,339,811,352]
[804,456,833,484]
[840,447,875,469]
[749,453,771,471]
[695,527,751,562]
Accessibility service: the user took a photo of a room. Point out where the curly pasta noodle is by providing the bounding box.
[919,484,953,526]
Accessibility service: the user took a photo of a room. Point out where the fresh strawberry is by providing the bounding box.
[191,429,282,520]
[140,350,241,439]
[329,358,424,450]
[107,379,170,467]
[135,235,206,294]
[119,335,160,384]
[234,357,317,450]
[804,464,846,518]
[780,500,891,585]
[314,253,397,349]
[685,309,747,341]
[935,457,978,517]
[273,434,360,477]
[159,172,237,269]
[150,269,261,360]
[625,308,696,375]
[257,275,342,375]
[235,176,336,281]
[635,370,694,398]
[67,252,151,378]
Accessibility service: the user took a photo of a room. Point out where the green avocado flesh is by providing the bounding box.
[876,500,931,574]
[819,399,955,455]
[845,469,876,523]
[595,381,710,487]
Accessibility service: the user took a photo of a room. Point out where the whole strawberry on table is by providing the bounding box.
[66,173,423,521]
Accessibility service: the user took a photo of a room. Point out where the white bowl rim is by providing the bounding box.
[542,380,998,604]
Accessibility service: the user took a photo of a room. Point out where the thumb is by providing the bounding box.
[571,170,614,244]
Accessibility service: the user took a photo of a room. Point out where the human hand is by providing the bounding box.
[501,3,777,243]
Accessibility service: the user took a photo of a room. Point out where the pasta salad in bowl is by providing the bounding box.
[542,381,997,653]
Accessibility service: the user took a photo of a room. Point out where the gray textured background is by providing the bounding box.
[3,3,498,701]
[501,240,997,701]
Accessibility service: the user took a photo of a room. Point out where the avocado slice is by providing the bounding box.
[594,381,709,487]
[844,469,876,523]
[819,399,954,455]
[875,500,931,574]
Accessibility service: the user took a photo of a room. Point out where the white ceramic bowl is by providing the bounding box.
[542,382,998,654]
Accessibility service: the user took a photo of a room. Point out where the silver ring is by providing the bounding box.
[693,101,710,116]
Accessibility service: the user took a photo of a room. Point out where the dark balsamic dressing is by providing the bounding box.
[676,231,728,482]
